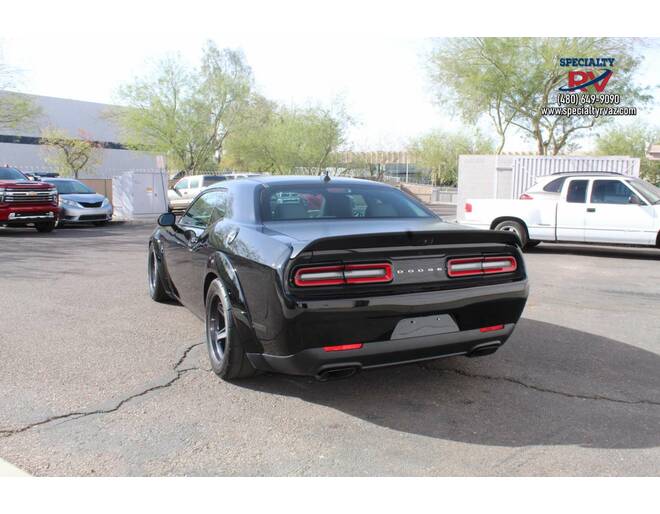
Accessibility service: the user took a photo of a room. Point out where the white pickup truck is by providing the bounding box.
[462,172,660,250]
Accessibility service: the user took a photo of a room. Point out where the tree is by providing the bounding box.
[408,129,494,185]
[0,59,41,130]
[115,41,253,173]
[595,122,660,184]
[429,38,650,155]
[222,101,350,174]
[41,127,102,178]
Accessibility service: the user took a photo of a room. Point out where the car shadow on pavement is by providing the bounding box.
[526,243,660,260]
[238,318,660,449]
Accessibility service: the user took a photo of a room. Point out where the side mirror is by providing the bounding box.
[157,212,176,227]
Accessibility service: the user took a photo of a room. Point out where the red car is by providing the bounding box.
[0,167,59,232]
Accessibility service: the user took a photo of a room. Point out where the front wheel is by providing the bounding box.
[494,220,528,249]
[205,279,257,380]
[35,222,56,233]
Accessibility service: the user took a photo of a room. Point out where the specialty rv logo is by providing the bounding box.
[558,57,614,92]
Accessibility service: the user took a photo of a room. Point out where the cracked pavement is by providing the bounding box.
[1,222,659,475]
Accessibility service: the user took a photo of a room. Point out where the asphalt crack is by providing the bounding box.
[418,363,660,407]
[0,341,206,438]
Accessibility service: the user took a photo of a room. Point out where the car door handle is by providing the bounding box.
[586,208,596,213]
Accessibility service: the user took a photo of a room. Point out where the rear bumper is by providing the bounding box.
[247,323,516,378]
[244,279,528,377]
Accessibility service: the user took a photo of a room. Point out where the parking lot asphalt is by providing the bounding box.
[1,221,659,476]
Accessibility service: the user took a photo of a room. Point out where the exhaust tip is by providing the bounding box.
[467,342,502,358]
[316,366,361,381]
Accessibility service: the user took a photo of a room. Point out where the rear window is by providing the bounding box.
[202,176,227,186]
[543,177,566,193]
[261,185,433,221]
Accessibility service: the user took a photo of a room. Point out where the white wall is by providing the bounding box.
[0,142,161,178]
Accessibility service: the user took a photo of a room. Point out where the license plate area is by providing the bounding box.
[390,314,458,340]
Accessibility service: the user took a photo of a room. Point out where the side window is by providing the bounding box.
[202,176,226,187]
[591,180,642,205]
[566,180,588,204]
[180,190,227,228]
[188,176,202,189]
[543,177,566,193]
[174,178,189,191]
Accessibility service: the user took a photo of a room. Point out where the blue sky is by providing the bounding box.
[2,18,659,152]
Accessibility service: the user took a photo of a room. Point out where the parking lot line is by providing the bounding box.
[0,457,30,477]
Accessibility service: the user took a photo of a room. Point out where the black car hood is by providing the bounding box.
[263,218,471,243]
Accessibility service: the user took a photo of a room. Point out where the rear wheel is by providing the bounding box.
[494,220,528,249]
[35,222,56,233]
[148,243,172,302]
[205,279,257,380]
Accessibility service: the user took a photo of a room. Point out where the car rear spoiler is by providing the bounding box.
[298,229,521,255]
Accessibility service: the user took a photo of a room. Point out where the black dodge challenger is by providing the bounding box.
[148,176,528,380]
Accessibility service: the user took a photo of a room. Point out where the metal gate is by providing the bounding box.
[511,156,640,199]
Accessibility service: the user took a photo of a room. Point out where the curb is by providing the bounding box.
[0,457,30,477]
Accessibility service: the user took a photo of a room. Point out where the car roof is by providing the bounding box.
[547,171,628,178]
[238,175,394,187]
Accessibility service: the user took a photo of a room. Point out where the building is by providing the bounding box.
[0,91,164,178]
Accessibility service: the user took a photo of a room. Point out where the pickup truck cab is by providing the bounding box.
[0,166,59,232]
[463,172,660,249]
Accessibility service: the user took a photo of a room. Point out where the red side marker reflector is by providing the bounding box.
[479,324,505,333]
[519,193,534,200]
[323,343,363,352]
[465,202,472,213]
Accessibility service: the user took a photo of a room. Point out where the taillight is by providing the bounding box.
[519,193,534,200]
[465,202,472,213]
[293,263,392,287]
[447,256,517,278]
[293,265,344,287]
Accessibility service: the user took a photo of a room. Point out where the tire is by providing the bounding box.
[494,220,528,249]
[205,279,257,380]
[147,243,172,302]
[35,222,56,233]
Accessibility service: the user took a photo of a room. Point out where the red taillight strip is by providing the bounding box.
[294,265,344,287]
[293,263,393,287]
[344,263,393,284]
[447,256,517,278]
[323,343,363,352]
[482,256,517,274]
[446,257,483,277]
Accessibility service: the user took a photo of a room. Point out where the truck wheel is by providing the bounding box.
[205,279,257,380]
[494,220,528,248]
[35,222,56,233]
[148,244,172,302]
